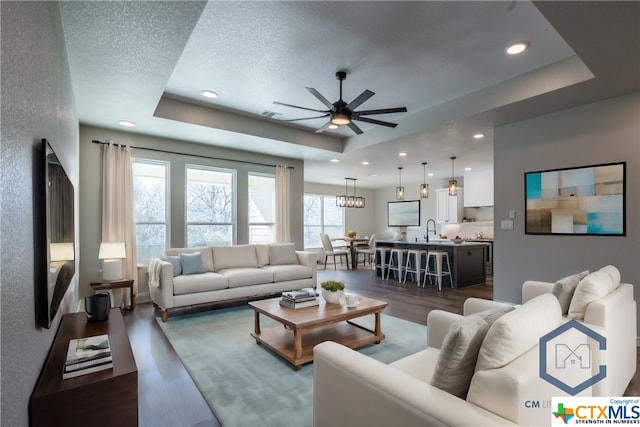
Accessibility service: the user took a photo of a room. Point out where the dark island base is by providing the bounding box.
[375,241,488,288]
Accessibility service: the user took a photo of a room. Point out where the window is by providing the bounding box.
[186,165,235,246]
[248,173,275,243]
[303,194,345,248]
[133,159,169,264]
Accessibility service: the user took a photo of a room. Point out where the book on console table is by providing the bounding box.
[63,334,113,379]
[279,298,319,309]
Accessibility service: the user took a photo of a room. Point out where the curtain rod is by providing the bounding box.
[91,140,294,170]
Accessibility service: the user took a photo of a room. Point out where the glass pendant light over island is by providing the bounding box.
[396,167,404,200]
[449,156,458,196]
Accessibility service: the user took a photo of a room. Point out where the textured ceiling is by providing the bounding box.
[59,1,640,188]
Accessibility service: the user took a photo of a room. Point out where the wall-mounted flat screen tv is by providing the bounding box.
[525,161,625,235]
[36,139,76,328]
[387,200,421,227]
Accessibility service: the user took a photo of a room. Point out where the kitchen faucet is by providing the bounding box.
[425,218,436,242]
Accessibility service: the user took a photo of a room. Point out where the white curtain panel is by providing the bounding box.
[101,143,137,307]
[275,165,291,243]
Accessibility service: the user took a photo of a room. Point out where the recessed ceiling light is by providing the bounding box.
[328,124,339,130]
[506,41,529,55]
[118,120,135,127]
[368,173,377,177]
[473,133,485,139]
[465,167,472,171]
[399,152,407,157]
[330,158,339,163]
[362,161,369,165]
[202,90,218,99]
[428,173,434,177]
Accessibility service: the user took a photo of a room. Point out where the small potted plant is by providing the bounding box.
[346,230,357,238]
[320,280,345,304]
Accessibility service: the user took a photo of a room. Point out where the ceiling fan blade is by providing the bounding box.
[314,121,333,134]
[354,107,407,115]
[353,116,398,128]
[346,89,375,110]
[283,114,330,122]
[306,87,334,109]
[273,101,328,113]
[347,121,364,135]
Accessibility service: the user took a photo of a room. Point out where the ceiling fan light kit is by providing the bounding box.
[274,70,407,135]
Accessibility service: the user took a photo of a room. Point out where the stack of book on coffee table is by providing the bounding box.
[63,334,113,379]
[279,288,319,309]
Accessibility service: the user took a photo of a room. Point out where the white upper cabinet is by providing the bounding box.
[436,188,464,224]
[464,168,494,207]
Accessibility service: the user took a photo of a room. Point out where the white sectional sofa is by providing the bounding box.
[314,265,636,427]
[150,243,316,321]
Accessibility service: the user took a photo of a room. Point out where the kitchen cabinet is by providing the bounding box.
[436,188,463,223]
[464,168,494,207]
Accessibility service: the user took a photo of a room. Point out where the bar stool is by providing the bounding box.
[403,249,427,285]
[374,247,391,279]
[423,250,452,291]
[386,248,408,282]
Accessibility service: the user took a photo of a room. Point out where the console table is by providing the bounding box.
[30,309,138,427]
[91,278,135,310]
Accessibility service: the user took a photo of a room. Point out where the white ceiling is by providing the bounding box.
[59,1,639,188]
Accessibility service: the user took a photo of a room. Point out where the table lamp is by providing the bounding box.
[98,242,126,281]
[50,242,75,262]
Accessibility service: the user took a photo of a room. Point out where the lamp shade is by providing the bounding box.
[98,242,126,260]
[50,242,75,262]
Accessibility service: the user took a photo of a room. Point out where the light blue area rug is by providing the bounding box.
[156,305,426,427]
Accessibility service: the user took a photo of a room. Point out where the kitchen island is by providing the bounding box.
[375,240,489,288]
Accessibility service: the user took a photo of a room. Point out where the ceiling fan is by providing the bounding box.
[273,70,407,135]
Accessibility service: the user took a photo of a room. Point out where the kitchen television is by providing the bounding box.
[387,200,421,227]
[36,139,76,328]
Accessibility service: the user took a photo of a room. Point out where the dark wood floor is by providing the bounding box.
[122,267,640,426]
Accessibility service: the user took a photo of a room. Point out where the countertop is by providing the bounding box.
[377,239,490,247]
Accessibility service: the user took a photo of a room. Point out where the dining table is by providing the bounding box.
[331,236,369,269]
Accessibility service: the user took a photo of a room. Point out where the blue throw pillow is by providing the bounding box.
[180,252,205,275]
[162,256,182,277]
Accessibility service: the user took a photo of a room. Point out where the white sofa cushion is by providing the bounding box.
[212,245,258,270]
[173,272,228,295]
[261,264,313,282]
[255,244,270,267]
[164,246,214,272]
[430,307,513,397]
[475,293,561,371]
[568,267,619,320]
[269,243,298,265]
[551,270,589,315]
[217,268,274,288]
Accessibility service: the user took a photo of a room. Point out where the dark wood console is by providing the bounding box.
[30,308,138,427]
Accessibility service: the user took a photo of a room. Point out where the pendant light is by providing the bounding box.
[449,156,458,196]
[336,178,365,208]
[420,162,429,198]
[396,167,404,200]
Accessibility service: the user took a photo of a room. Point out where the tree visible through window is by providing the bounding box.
[133,160,168,264]
[186,166,235,246]
[303,194,344,248]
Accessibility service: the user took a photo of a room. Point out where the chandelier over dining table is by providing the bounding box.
[336,177,365,208]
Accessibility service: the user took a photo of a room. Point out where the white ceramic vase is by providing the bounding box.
[321,288,342,304]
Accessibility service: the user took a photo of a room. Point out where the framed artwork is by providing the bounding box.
[525,162,625,235]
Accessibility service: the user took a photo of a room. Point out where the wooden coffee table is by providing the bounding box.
[249,295,387,370]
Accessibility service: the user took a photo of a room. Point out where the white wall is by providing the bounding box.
[1,2,79,425]
[493,94,640,324]
[79,125,305,299]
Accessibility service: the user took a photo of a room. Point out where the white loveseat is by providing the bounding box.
[314,265,636,427]
[150,244,316,321]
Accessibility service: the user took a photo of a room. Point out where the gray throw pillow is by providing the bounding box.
[162,256,182,277]
[180,252,205,275]
[430,306,513,398]
[551,270,589,315]
[269,243,298,265]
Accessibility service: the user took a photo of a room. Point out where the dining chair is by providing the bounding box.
[319,233,350,270]
[354,234,377,268]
